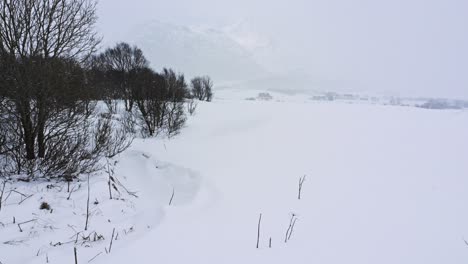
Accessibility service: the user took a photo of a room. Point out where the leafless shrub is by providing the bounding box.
[104,98,119,114]
[187,98,198,115]
[190,76,213,102]
[94,117,134,159]
[165,101,187,138]
[121,110,138,135]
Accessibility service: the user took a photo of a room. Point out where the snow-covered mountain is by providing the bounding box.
[222,20,284,73]
[119,20,360,93]
[124,21,269,83]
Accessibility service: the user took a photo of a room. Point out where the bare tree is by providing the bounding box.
[202,76,213,102]
[162,69,187,137]
[0,0,103,179]
[97,42,148,111]
[190,76,213,101]
[0,0,100,60]
[133,67,166,137]
[133,68,188,138]
[190,77,204,100]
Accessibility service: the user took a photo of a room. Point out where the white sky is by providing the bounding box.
[97,0,468,98]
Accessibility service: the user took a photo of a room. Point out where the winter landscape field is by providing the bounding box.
[2,0,468,263]
[2,89,468,264]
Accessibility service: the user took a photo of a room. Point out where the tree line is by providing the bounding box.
[0,0,213,181]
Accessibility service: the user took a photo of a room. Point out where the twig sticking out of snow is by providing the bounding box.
[108,228,116,253]
[169,188,175,206]
[17,219,36,232]
[256,213,262,249]
[298,175,306,200]
[74,247,78,264]
[106,160,114,200]
[288,218,298,241]
[51,231,104,247]
[85,174,90,231]
[0,181,6,212]
[285,214,298,243]
[88,252,102,263]
[67,185,80,200]
[3,189,33,205]
[113,176,138,198]
[18,194,33,205]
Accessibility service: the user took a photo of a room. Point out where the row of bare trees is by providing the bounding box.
[0,0,213,181]
[88,43,193,137]
[0,0,102,179]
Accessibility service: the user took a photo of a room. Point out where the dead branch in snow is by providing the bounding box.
[74,247,78,264]
[2,189,33,206]
[113,175,138,198]
[108,228,116,253]
[10,190,27,197]
[0,181,6,212]
[67,185,80,200]
[106,160,114,200]
[18,194,33,205]
[284,213,297,243]
[288,218,298,241]
[88,252,103,263]
[3,239,27,245]
[51,231,104,248]
[18,219,36,232]
[169,188,175,205]
[85,174,90,231]
[298,175,306,200]
[256,213,262,249]
[123,226,134,235]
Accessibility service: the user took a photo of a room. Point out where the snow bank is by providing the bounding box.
[0,150,201,264]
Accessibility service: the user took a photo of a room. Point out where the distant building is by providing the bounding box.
[257,93,273,101]
[311,95,328,101]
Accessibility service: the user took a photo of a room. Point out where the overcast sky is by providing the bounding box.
[97,0,468,98]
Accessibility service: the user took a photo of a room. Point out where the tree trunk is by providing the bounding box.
[18,101,36,160]
[37,123,45,158]
[24,127,35,160]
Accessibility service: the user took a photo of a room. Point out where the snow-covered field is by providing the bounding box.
[2,89,468,264]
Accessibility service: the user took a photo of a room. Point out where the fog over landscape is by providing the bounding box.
[98,0,468,98]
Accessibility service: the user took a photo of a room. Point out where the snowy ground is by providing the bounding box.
[2,89,468,263]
